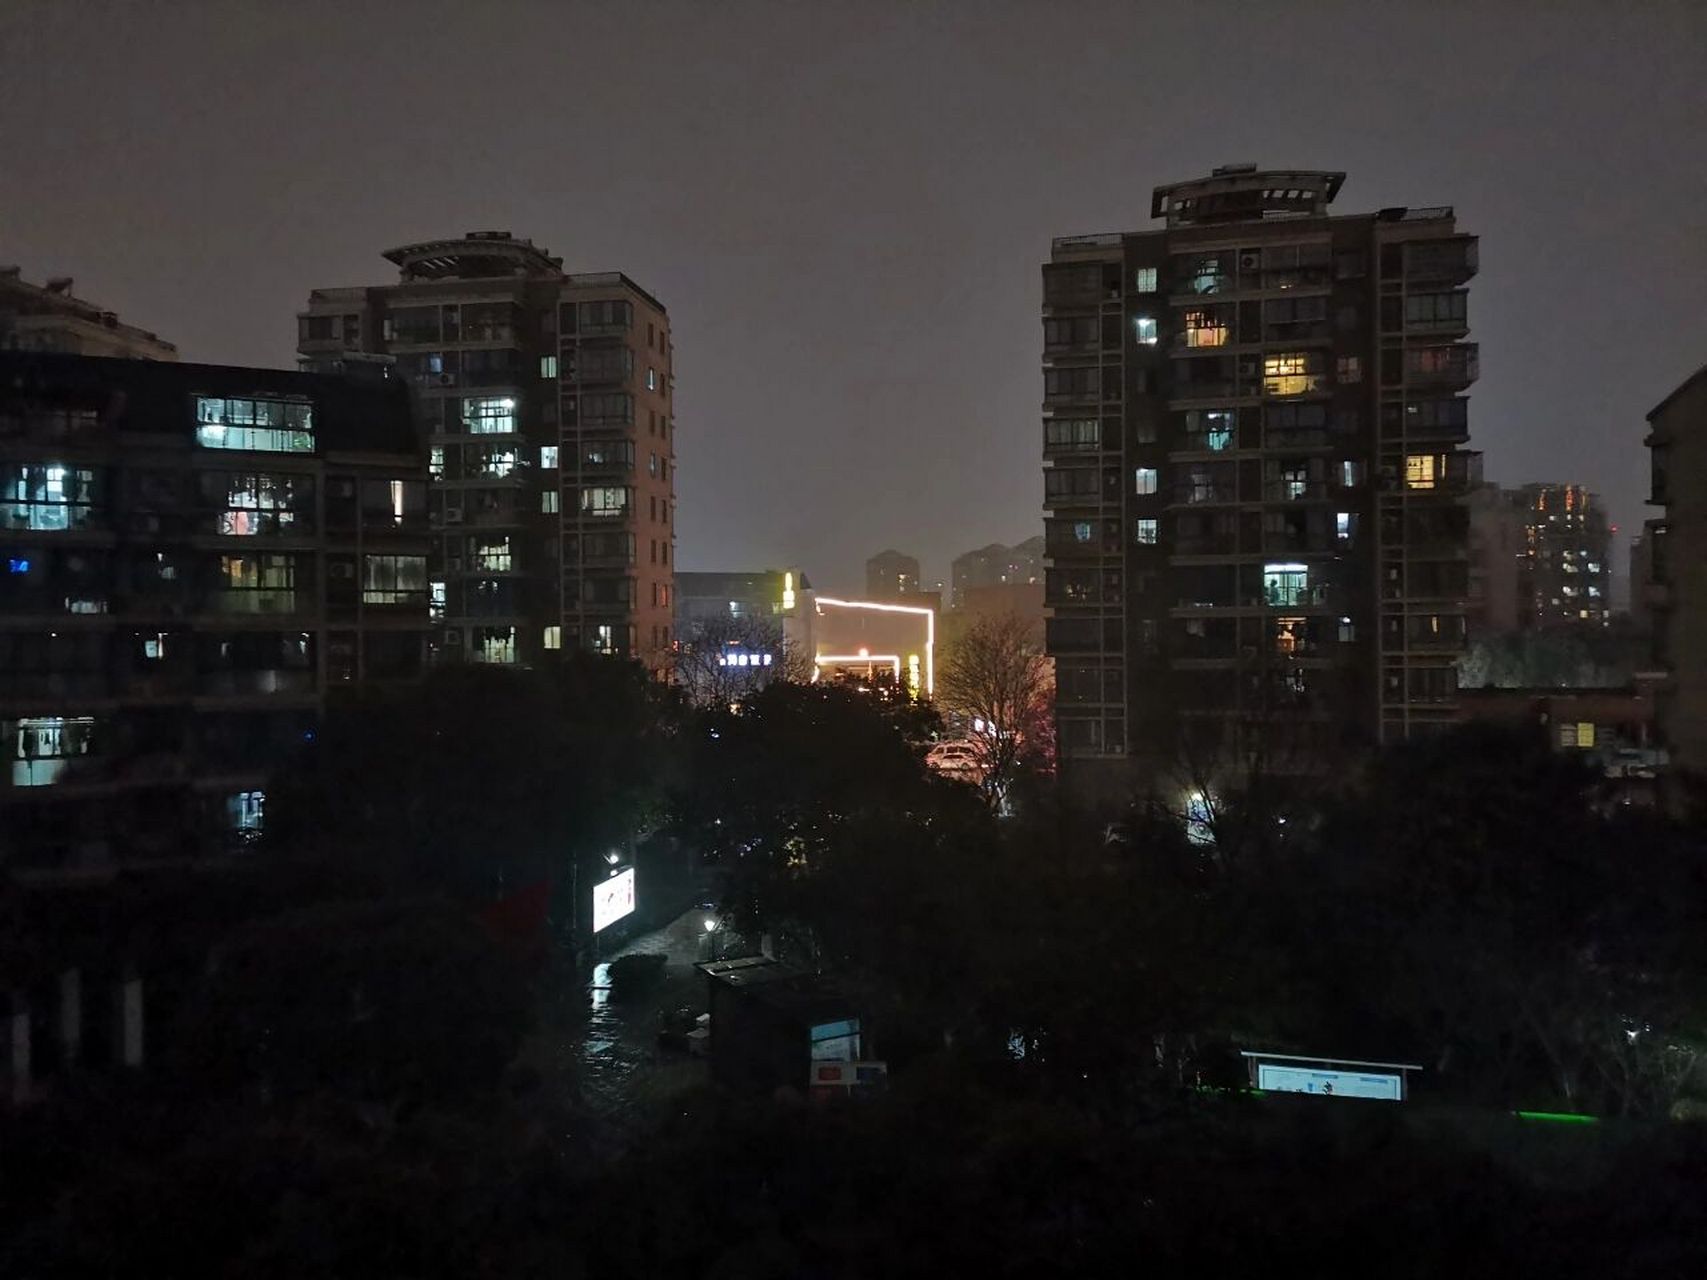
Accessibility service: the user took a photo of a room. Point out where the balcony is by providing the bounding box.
[1404,344,1478,389]
[1261,481,1331,503]
[1404,237,1478,285]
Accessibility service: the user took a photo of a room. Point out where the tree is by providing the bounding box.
[267,657,684,908]
[667,612,812,707]
[935,610,1053,807]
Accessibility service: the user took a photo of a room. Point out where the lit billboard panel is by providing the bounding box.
[592,867,636,933]
[1256,1063,1403,1100]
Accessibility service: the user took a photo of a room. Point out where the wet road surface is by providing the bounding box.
[525,907,723,1145]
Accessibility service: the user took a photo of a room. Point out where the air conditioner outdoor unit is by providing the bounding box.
[444,507,464,523]
[443,629,462,644]
[438,373,457,387]
[1239,252,1261,270]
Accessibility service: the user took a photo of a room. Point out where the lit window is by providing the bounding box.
[1134,267,1158,293]
[216,553,296,612]
[593,623,617,654]
[473,627,517,664]
[544,625,562,650]
[1340,460,1363,488]
[1071,521,1094,543]
[647,367,658,392]
[362,554,427,604]
[542,489,560,513]
[1136,518,1158,545]
[1263,562,1310,607]
[540,445,558,469]
[1263,352,1319,397]
[429,446,445,479]
[429,580,446,622]
[194,397,314,453]
[540,355,558,379]
[227,790,265,833]
[581,486,629,517]
[462,397,517,434]
[1,464,99,531]
[1134,467,1158,496]
[1405,454,1440,490]
[211,472,306,537]
[1336,512,1356,542]
[1185,409,1234,450]
[1338,617,1356,642]
[1182,309,1228,348]
[1134,316,1159,345]
[8,715,97,786]
[472,538,511,572]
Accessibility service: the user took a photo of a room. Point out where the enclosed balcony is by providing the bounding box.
[1400,236,1478,285]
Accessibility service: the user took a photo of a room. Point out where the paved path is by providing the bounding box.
[524,906,720,1144]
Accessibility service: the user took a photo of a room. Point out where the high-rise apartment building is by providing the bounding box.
[865,550,920,600]
[1466,483,1524,638]
[1512,483,1611,629]
[950,536,1043,609]
[1042,165,1478,795]
[0,352,428,875]
[1644,362,1707,777]
[298,233,673,666]
[1,269,177,361]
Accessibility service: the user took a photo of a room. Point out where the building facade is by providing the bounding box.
[298,232,673,666]
[1466,482,1524,638]
[0,352,429,876]
[864,549,920,600]
[1512,483,1611,629]
[673,568,811,695]
[1644,363,1707,777]
[1042,165,1478,794]
[1,269,177,361]
[950,536,1043,609]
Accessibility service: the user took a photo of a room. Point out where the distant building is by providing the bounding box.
[1513,483,1611,629]
[950,536,1043,609]
[1644,363,1707,777]
[1628,532,1653,635]
[298,232,674,667]
[0,351,429,876]
[1466,483,1524,637]
[811,595,934,698]
[1043,164,1478,796]
[0,269,177,361]
[673,568,812,692]
[957,582,1046,633]
[864,549,920,600]
[1460,677,1665,806]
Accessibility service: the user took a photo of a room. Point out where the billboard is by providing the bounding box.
[592,866,636,933]
[1256,1062,1403,1100]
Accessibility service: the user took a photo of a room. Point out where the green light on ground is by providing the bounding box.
[1514,1110,1599,1124]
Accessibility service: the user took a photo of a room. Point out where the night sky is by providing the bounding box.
[3,1,1703,595]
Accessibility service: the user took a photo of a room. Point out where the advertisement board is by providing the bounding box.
[1256,1063,1403,1100]
[592,866,636,933]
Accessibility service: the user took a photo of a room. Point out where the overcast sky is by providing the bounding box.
[3,1,1703,593]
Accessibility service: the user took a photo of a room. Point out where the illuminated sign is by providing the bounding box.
[811,596,936,696]
[1256,1064,1403,1100]
[592,866,636,933]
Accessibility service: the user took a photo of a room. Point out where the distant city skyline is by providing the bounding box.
[4,1,1702,590]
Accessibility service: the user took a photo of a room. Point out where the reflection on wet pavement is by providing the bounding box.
[530,907,719,1142]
